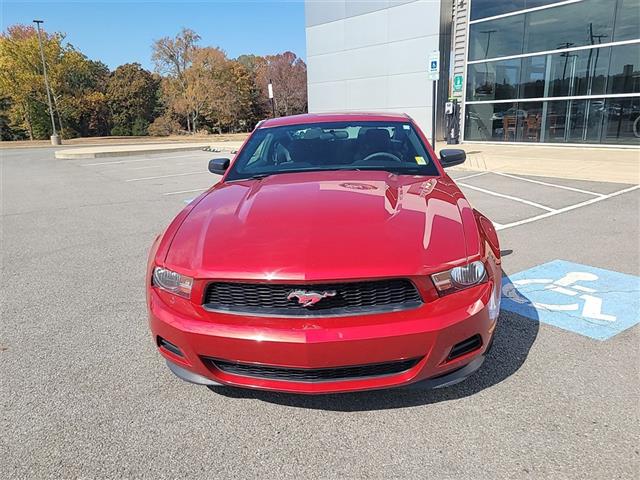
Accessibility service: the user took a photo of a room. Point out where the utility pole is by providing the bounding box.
[33,19,60,145]
[268,79,276,118]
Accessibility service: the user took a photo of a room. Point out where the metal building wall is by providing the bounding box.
[305,0,450,139]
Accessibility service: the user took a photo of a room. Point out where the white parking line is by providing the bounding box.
[494,172,606,197]
[125,171,206,182]
[128,164,162,170]
[81,153,202,166]
[162,187,210,196]
[453,171,489,181]
[176,159,209,165]
[496,184,640,231]
[457,182,556,212]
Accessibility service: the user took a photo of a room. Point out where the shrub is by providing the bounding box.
[148,115,181,136]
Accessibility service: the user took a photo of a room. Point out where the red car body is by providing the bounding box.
[147,113,501,394]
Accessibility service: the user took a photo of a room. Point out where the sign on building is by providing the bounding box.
[453,74,464,96]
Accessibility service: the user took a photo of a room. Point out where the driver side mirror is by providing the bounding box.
[439,149,466,168]
[208,158,230,175]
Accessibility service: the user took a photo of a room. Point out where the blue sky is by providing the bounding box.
[2,0,306,70]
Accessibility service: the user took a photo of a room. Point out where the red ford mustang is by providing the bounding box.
[147,113,501,394]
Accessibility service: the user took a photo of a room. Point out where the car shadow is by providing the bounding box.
[208,272,539,411]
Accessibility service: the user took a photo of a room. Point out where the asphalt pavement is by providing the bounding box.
[1,147,638,479]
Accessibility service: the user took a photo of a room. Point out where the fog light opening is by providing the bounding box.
[157,336,184,358]
[447,334,483,361]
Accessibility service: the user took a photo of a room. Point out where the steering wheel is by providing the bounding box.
[358,151,402,164]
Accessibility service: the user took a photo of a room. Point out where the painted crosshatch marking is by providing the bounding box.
[501,260,640,340]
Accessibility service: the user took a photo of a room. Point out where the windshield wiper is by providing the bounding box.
[246,173,274,180]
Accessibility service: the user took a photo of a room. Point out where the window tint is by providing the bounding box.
[465,102,543,141]
[470,0,524,21]
[613,0,640,41]
[602,97,640,144]
[225,122,440,181]
[543,100,569,143]
[465,103,517,141]
[469,16,525,61]
[466,59,521,101]
[470,0,563,21]
[607,43,640,94]
[547,47,610,97]
[520,56,546,98]
[524,0,615,55]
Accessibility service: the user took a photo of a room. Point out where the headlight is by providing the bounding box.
[152,267,193,299]
[431,261,487,294]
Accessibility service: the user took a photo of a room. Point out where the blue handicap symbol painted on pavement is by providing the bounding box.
[501,260,640,340]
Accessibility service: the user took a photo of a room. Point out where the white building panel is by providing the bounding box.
[306,0,442,135]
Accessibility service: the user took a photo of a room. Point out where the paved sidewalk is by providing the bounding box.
[438,142,640,184]
[54,141,244,159]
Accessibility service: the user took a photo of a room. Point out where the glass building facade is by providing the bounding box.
[464,0,640,145]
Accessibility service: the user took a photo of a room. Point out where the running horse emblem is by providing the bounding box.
[287,289,337,307]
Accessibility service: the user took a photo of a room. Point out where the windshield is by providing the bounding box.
[225,121,440,181]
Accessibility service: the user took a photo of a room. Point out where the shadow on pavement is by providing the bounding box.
[208,273,539,412]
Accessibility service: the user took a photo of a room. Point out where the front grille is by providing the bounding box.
[207,357,421,382]
[202,279,422,316]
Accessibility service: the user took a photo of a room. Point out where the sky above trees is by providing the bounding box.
[2,0,306,70]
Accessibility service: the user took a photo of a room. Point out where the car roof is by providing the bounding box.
[258,112,413,129]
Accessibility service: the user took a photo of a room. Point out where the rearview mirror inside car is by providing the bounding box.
[439,149,466,168]
[208,158,230,175]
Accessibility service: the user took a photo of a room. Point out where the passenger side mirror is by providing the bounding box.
[208,158,230,175]
[439,149,466,168]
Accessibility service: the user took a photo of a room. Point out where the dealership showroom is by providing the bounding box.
[305,0,639,146]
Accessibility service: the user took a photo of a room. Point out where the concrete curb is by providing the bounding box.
[54,143,235,159]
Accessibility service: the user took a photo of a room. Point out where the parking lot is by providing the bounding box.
[2,147,639,479]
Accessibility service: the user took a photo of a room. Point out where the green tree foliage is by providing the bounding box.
[1,25,308,140]
[105,63,159,136]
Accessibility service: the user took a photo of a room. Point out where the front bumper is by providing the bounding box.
[148,281,498,394]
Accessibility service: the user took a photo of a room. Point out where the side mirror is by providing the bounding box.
[439,149,466,168]
[208,158,230,175]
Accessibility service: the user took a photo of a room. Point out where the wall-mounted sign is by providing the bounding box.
[428,51,440,81]
[453,74,464,93]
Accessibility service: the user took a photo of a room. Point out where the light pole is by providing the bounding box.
[33,19,60,145]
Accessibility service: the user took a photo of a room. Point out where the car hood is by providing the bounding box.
[164,170,478,281]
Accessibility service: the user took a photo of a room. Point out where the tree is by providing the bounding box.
[0,25,65,139]
[258,52,307,117]
[152,28,200,133]
[0,24,114,139]
[54,56,111,137]
[105,63,159,136]
[237,54,270,126]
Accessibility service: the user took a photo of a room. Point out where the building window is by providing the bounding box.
[466,59,521,101]
[523,0,615,55]
[469,16,524,61]
[465,0,640,145]
[607,43,640,94]
[614,0,640,41]
[465,99,640,145]
[470,0,567,21]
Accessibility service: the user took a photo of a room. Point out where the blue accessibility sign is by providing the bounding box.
[501,260,640,340]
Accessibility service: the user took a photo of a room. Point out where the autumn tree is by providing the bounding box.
[0,24,114,139]
[105,63,159,136]
[0,25,65,139]
[152,28,200,133]
[237,54,270,125]
[258,51,307,117]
